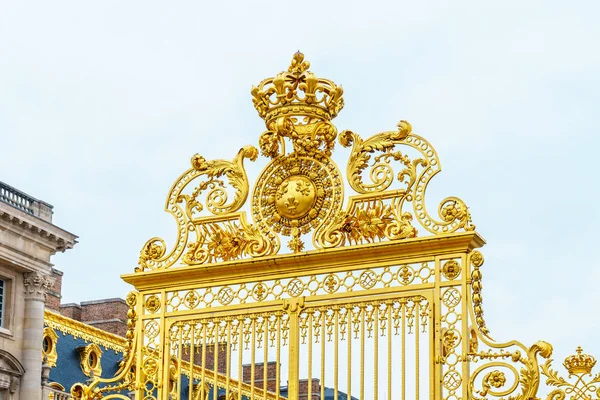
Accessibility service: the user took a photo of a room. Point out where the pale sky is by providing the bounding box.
[1,0,599,375]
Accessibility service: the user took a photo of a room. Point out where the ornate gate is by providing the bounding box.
[72,53,599,400]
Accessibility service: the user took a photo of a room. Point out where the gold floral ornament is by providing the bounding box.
[478,370,507,396]
[144,294,161,314]
[442,328,461,356]
[442,260,461,280]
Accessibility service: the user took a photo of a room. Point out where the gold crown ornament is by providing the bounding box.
[251,52,344,160]
[251,51,344,126]
[563,347,596,375]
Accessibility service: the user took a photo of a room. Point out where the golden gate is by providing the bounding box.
[73,52,599,400]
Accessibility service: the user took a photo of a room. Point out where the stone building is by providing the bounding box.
[0,181,77,399]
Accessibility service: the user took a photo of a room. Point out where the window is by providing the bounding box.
[0,279,5,328]
[77,343,103,377]
[42,327,59,367]
[0,274,12,334]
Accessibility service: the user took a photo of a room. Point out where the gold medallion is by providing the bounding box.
[253,155,342,239]
[274,175,317,219]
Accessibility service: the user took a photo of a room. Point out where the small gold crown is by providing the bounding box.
[563,347,596,375]
[251,51,344,127]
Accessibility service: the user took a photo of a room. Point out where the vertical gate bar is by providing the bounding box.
[387,302,392,400]
[214,321,219,400]
[433,258,442,400]
[238,320,243,400]
[374,304,379,400]
[308,312,312,400]
[213,320,221,400]
[251,317,256,400]
[161,320,171,400]
[429,298,435,400]
[160,290,169,400]
[135,293,144,399]
[347,308,352,400]
[226,320,231,400]
[320,310,325,400]
[201,323,207,400]
[402,302,406,400]
[287,301,302,400]
[360,305,365,400]
[462,255,469,400]
[415,301,420,400]
[276,315,281,400]
[334,310,339,400]
[188,323,196,400]
[177,324,183,399]
[263,317,268,399]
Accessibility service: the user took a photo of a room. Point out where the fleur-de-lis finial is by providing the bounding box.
[288,51,310,74]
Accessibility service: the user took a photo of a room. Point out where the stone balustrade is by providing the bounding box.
[0,180,53,222]
[46,386,73,400]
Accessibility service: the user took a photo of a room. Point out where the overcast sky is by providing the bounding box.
[1,0,598,373]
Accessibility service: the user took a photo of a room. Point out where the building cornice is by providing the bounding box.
[44,310,126,353]
[0,202,78,254]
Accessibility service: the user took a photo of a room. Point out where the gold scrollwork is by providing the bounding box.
[469,341,553,399]
[136,145,277,272]
[339,120,414,194]
[340,121,475,236]
[186,145,258,216]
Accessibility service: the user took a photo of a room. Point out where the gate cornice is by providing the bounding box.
[122,231,485,291]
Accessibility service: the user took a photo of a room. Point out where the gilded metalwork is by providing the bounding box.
[136,145,275,272]
[74,52,599,400]
[541,347,600,400]
[470,250,490,337]
[441,260,461,280]
[252,154,343,251]
[134,51,476,269]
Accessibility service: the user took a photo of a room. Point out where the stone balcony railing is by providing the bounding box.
[0,180,54,222]
[45,386,73,400]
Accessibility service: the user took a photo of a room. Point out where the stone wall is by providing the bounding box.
[242,361,279,392]
[241,362,321,399]
[44,269,63,311]
[46,270,128,337]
